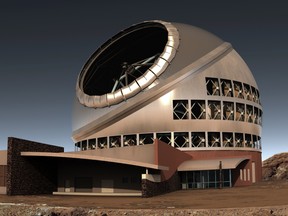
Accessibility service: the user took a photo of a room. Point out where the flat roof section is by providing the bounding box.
[177,157,249,171]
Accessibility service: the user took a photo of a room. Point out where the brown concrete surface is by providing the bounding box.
[0,181,287,209]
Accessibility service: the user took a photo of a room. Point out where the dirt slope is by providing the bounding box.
[262,152,288,180]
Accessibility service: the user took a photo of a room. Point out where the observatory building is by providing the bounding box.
[1,20,262,197]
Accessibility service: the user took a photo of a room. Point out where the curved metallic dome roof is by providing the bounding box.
[76,20,223,108]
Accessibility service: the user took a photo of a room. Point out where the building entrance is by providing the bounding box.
[180,170,232,189]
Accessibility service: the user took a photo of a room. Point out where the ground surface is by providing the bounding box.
[1,181,288,209]
[0,181,288,215]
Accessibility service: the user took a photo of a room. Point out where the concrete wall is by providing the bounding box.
[6,137,64,195]
[57,159,145,193]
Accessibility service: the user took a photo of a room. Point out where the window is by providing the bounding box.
[81,140,87,150]
[259,109,263,125]
[244,84,252,101]
[236,103,245,121]
[191,100,206,119]
[88,139,96,149]
[233,81,244,99]
[139,133,154,145]
[252,135,258,148]
[206,78,220,96]
[223,132,234,147]
[246,105,253,123]
[245,134,252,148]
[221,79,233,97]
[109,136,121,148]
[235,133,244,147]
[256,89,261,104]
[123,135,136,146]
[254,107,259,124]
[251,87,258,103]
[173,100,189,120]
[174,132,189,148]
[208,100,221,119]
[98,137,107,149]
[191,132,206,147]
[223,101,234,120]
[156,133,172,145]
[208,132,221,147]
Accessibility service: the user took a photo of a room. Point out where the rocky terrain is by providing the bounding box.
[0,203,287,216]
[262,152,288,181]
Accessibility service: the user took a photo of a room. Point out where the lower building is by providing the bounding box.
[1,137,261,197]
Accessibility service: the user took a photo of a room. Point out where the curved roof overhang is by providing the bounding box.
[177,157,249,171]
[21,151,169,171]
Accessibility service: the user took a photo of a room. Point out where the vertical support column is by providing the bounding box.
[107,137,110,149]
[252,162,256,183]
[220,132,223,147]
[188,132,192,148]
[205,131,208,147]
[121,135,124,147]
[171,132,174,147]
[136,134,140,146]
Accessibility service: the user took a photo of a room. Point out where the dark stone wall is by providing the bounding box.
[141,172,181,198]
[6,137,64,195]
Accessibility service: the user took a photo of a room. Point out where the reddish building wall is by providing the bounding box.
[7,137,64,195]
[184,150,262,186]
[154,139,191,180]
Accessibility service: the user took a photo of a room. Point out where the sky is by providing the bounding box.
[0,1,287,160]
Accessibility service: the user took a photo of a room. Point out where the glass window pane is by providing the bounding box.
[191,100,206,119]
[221,79,233,97]
[173,100,189,120]
[139,133,154,145]
[174,132,189,148]
[206,77,220,96]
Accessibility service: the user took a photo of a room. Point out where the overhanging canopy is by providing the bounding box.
[177,158,249,171]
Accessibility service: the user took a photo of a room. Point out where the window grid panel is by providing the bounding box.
[98,137,108,149]
[221,79,234,97]
[191,132,206,147]
[235,133,244,147]
[208,101,221,120]
[223,101,234,120]
[139,133,154,145]
[109,136,121,148]
[156,133,172,145]
[208,132,221,147]
[233,81,244,99]
[173,100,189,120]
[223,132,234,147]
[174,132,189,148]
[245,134,252,148]
[244,84,252,101]
[191,100,206,119]
[206,78,220,96]
[246,105,253,123]
[236,103,245,121]
[123,135,137,146]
